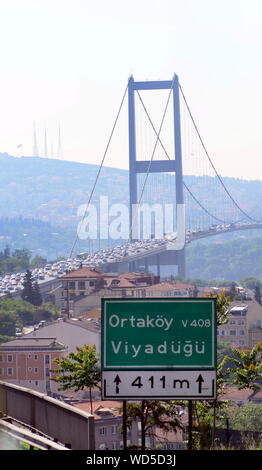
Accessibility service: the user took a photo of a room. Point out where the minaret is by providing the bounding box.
[44,128,48,157]
[33,121,39,157]
[57,123,62,159]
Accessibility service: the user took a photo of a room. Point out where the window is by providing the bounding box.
[78,281,85,290]
[45,368,50,377]
[230,330,236,336]
[239,330,245,336]
[112,425,117,435]
[45,355,50,364]
[34,355,38,361]
[0,368,4,376]
[7,368,13,376]
[34,367,38,373]
[0,355,3,362]
[69,281,75,289]
[35,381,38,386]
[112,442,117,450]
[7,355,13,362]
[99,427,106,435]
[89,281,95,287]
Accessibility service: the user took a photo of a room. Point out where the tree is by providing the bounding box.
[3,245,10,259]
[228,283,237,300]
[51,344,101,413]
[188,292,232,449]
[21,270,35,304]
[227,342,262,391]
[121,400,184,450]
[239,277,262,290]
[21,270,42,306]
[30,255,47,269]
[12,248,31,263]
[0,310,16,337]
[31,281,42,307]
[254,286,262,305]
[222,404,262,432]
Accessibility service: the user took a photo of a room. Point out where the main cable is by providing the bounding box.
[69,83,128,259]
[136,88,230,225]
[178,82,262,224]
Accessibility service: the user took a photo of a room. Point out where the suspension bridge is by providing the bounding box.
[71,74,262,278]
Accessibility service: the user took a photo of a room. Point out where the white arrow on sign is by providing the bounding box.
[102,370,216,400]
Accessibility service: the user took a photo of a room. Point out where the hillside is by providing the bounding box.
[186,235,262,281]
[1,152,262,278]
[1,152,262,229]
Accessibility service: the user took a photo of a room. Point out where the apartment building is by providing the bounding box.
[248,325,262,349]
[73,400,141,450]
[60,268,160,316]
[73,400,185,450]
[217,304,248,348]
[0,337,67,394]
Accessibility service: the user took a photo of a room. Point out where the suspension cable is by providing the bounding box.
[178,82,262,224]
[136,89,230,224]
[69,83,128,259]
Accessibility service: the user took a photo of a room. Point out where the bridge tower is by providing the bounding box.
[128,75,186,277]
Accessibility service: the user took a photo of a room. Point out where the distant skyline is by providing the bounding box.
[1,0,262,180]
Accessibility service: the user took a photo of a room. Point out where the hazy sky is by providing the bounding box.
[1,0,262,180]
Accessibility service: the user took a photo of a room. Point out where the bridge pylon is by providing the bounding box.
[128,75,185,278]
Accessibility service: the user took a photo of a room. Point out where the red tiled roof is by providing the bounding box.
[146,281,193,291]
[73,400,122,418]
[60,267,103,279]
[220,386,254,401]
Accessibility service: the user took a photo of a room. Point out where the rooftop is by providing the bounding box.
[0,337,66,350]
[60,267,103,279]
[73,400,122,419]
[146,281,193,291]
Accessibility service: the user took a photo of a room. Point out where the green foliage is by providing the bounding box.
[254,285,262,305]
[186,236,262,280]
[0,297,56,343]
[0,310,16,336]
[239,277,262,290]
[226,342,262,391]
[21,269,42,306]
[222,404,262,432]
[120,400,184,450]
[51,344,101,412]
[206,291,231,327]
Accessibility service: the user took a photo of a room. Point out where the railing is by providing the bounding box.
[0,381,95,450]
[0,417,70,450]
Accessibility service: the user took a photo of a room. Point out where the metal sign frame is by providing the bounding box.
[101,297,217,400]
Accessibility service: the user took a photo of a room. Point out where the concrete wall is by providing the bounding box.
[0,380,95,450]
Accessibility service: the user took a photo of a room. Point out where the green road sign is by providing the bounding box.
[102,297,216,371]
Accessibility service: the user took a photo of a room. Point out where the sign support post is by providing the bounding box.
[123,400,127,451]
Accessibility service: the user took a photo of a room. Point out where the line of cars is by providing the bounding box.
[0,237,171,297]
